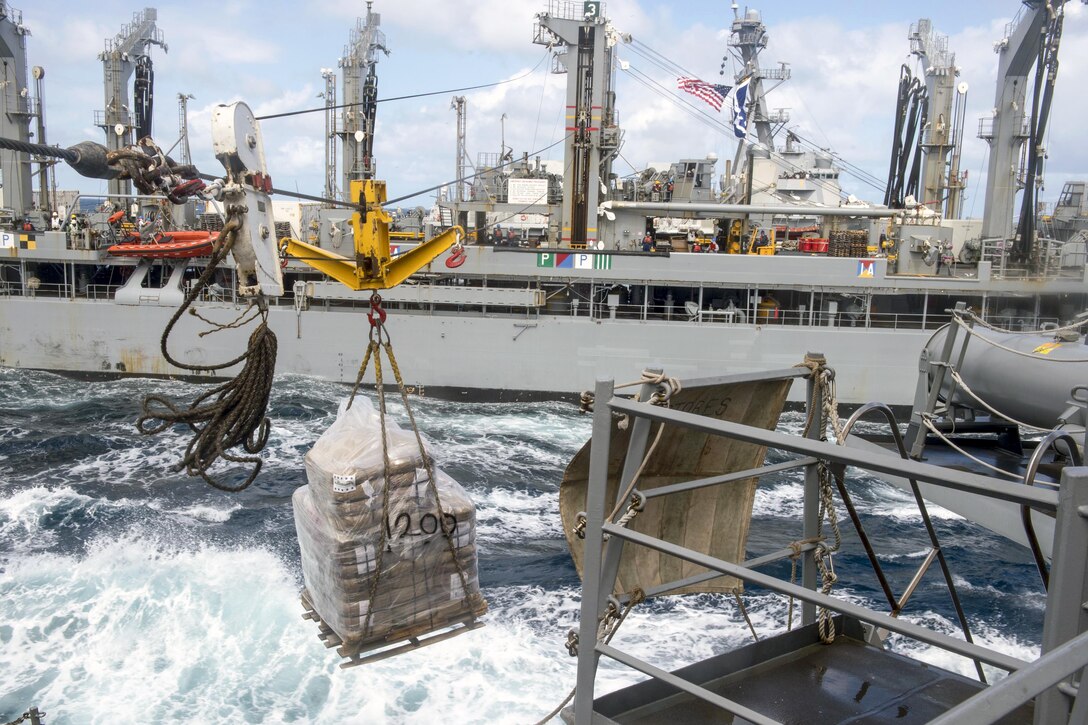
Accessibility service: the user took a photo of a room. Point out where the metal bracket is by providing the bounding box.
[284,179,463,290]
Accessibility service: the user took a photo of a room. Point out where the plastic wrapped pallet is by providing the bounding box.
[293,397,486,647]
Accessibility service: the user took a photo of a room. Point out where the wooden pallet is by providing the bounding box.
[300,590,486,668]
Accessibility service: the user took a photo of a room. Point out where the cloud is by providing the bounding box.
[317,0,550,53]
[25,0,1088,214]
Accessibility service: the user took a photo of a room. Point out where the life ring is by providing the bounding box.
[519,214,528,221]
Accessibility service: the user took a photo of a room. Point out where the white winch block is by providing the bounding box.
[211,102,285,297]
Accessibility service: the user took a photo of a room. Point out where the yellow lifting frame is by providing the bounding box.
[283,179,463,290]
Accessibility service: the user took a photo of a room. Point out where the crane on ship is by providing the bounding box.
[0,1,478,668]
[97,7,166,200]
[0,1,463,487]
[0,100,462,496]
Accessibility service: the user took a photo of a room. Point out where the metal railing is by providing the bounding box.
[84,284,122,300]
[541,0,606,21]
[570,365,1088,723]
[2,275,1054,336]
[977,116,1030,140]
[587,301,967,332]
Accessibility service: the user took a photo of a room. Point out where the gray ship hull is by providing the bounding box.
[0,295,924,404]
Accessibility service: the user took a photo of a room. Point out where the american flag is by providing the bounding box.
[677,77,732,112]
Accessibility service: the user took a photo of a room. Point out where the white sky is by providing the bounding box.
[21,0,1088,215]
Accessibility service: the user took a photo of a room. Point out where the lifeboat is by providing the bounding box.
[107,231,218,259]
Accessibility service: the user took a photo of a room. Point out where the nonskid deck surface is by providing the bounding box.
[586,619,1032,724]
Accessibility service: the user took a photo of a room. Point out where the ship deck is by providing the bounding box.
[577,618,1033,724]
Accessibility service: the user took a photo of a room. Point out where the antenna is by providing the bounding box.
[451,96,467,202]
[320,69,338,204]
[177,92,194,165]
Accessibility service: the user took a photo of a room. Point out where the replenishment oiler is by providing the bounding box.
[0,1,1085,406]
[3,3,1088,723]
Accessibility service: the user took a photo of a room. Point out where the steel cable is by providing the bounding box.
[0,136,78,162]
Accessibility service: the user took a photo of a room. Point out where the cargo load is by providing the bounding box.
[294,397,486,665]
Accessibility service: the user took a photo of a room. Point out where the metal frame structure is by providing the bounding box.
[909,17,965,218]
[176,92,194,166]
[450,95,467,203]
[337,2,386,198]
[979,2,1048,243]
[0,1,34,218]
[534,0,619,248]
[570,363,1088,723]
[320,69,337,203]
[96,7,166,199]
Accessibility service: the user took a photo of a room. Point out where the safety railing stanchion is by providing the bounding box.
[1036,466,1088,724]
[573,378,618,724]
[801,353,825,626]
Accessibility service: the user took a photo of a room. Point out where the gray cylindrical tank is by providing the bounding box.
[926,324,1088,429]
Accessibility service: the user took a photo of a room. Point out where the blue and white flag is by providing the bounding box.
[731,76,751,139]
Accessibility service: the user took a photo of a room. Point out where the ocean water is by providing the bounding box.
[0,369,1046,724]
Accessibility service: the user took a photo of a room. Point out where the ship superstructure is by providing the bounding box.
[0,0,35,219]
[0,2,1084,407]
[721,8,845,237]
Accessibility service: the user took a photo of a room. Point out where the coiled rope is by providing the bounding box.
[136,206,278,492]
[787,361,844,644]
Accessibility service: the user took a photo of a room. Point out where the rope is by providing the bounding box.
[534,589,647,725]
[613,496,644,529]
[574,369,681,540]
[0,136,78,163]
[954,307,1088,337]
[606,423,663,522]
[136,206,278,492]
[950,312,1088,363]
[944,367,1055,433]
[732,587,760,642]
[815,368,844,643]
[347,294,480,639]
[919,414,1023,480]
[786,537,820,631]
[359,333,392,640]
[536,687,576,724]
[383,335,478,614]
[787,363,844,643]
[255,50,552,121]
[581,369,682,411]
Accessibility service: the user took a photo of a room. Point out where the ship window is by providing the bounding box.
[1058,187,1083,209]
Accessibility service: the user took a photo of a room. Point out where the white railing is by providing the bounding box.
[0,278,1066,335]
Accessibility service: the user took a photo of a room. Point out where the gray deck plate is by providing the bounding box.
[586,618,1032,724]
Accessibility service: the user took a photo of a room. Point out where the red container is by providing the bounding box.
[799,238,828,254]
